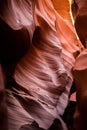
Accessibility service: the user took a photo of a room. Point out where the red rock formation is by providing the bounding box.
[74,0,87,47]
[13,1,82,129]
[0,0,84,130]
[72,1,87,130]
[73,49,87,130]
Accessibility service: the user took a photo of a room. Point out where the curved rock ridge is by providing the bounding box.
[13,0,82,122]
[14,1,68,129]
[12,0,83,127]
[72,1,87,130]
[72,49,87,130]
[51,0,83,114]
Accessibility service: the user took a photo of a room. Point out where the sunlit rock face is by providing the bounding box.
[52,0,72,20]
[50,0,83,115]
[0,0,83,130]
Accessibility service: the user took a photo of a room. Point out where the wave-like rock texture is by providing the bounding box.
[13,0,82,128]
[0,0,83,130]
